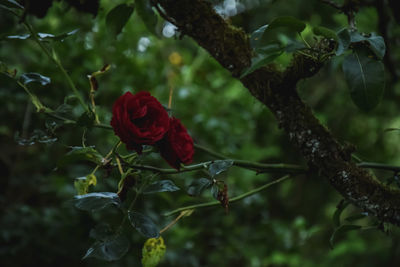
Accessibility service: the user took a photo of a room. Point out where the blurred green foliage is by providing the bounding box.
[1,0,400,266]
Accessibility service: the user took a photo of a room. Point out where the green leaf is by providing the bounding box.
[384,128,400,134]
[268,16,306,32]
[6,30,79,42]
[38,29,79,41]
[350,31,386,59]
[211,184,219,200]
[37,32,55,39]
[0,61,8,73]
[20,72,51,86]
[342,48,385,111]
[284,40,306,52]
[7,34,30,40]
[330,224,362,249]
[0,61,17,78]
[336,28,350,55]
[345,213,367,222]
[136,0,158,36]
[106,4,134,37]
[53,103,73,116]
[1,0,23,9]
[332,199,349,227]
[250,24,269,48]
[143,180,180,194]
[313,26,338,42]
[187,178,212,196]
[240,52,282,78]
[14,129,57,146]
[89,223,114,240]
[142,237,166,267]
[74,174,97,195]
[14,129,56,146]
[83,233,130,261]
[73,192,120,211]
[128,211,160,238]
[208,160,234,177]
[255,43,283,55]
[76,109,96,127]
[250,16,305,48]
[59,146,104,167]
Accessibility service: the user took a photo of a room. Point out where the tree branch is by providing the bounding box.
[157,0,400,226]
[124,160,306,175]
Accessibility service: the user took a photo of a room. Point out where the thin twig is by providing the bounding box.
[164,175,291,216]
[126,161,307,175]
[159,211,189,234]
[22,21,88,111]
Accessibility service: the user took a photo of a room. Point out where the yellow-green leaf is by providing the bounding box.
[142,237,166,267]
[74,174,97,195]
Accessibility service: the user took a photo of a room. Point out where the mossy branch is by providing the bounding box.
[156,0,400,226]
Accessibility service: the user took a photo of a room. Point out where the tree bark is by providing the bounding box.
[156,0,400,226]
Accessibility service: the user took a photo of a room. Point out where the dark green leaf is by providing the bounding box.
[0,61,17,78]
[20,72,51,86]
[83,233,129,261]
[37,32,55,39]
[284,40,306,52]
[350,31,386,59]
[208,160,234,177]
[240,52,282,78]
[76,109,96,127]
[89,223,113,240]
[7,34,30,40]
[211,184,219,200]
[136,0,158,36]
[313,26,338,42]
[73,192,120,211]
[54,29,79,41]
[250,16,305,48]
[1,0,23,9]
[330,224,362,248]
[187,178,212,196]
[7,30,79,42]
[0,61,8,73]
[384,128,400,132]
[59,146,104,167]
[332,199,349,227]
[336,28,350,55]
[143,180,180,194]
[53,103,73,115]
[14,129,57,146]
[255,43,283,55]
[342,48,385,111]
[128,211,159,238]
[250,24,269,48]
[268,16,306,32]
[345,213,367,222]
[106,4,134,37]
[38,29,79,41]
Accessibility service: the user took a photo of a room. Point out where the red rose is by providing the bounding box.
[158,117,194,169]
[110,91,170,153]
